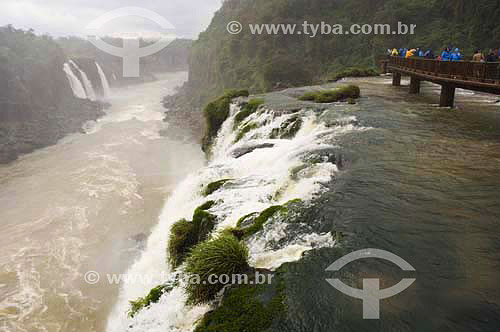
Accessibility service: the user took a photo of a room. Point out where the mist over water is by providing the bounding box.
[0,72,204,332]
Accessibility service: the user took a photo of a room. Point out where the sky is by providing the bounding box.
[0,0,223,39]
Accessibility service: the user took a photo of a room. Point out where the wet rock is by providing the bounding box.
[232,143,275,158]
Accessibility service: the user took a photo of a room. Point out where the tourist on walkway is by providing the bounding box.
[440,47,451,61]
[424,49,435,59]
[472,50,484,62]
[405,48,416,58]
[450,48,462,61]
[486,50,498,62]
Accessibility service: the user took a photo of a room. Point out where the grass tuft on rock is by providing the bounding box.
[235,123,258,142]
[234,98,265,127]
[168,219,195,268]
[270,116,303,139]
[202,89,249,152]
[299,85,360,103]
[240,205,285,239]
[167,201,217,268]
[184,234,250,305]
[128,284,170,318]
[203,179,232,196]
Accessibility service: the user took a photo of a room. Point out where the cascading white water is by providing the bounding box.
[106,101,366,332]
[95,62,111,99]
[69,60,97,101]
[63,63,87,99]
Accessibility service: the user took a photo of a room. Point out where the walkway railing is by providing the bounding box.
[388,56,500,84]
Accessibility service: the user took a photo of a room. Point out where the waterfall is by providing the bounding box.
[63,63,87,99]
[106,99,366,332]
[69,60,96,101]
[95,62,111,99]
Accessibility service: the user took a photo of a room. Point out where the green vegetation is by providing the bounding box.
[193,281,286,332]
[235,123,258,142]
[239,205,285,239]
[203,179,232,196]
[299,85,361,103]
[202,89,249,152]
[234,98,265,127]
[233,200,303,239]
[329,66,380,82]
[184,234,250,305]
[128,283,174,318]
[167,201,216,268]
[270,116,303,139]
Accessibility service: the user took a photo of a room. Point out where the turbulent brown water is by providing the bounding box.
[0,72,204,332]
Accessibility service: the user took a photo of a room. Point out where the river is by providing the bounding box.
[1,74,500,332]
[0,72,204,332]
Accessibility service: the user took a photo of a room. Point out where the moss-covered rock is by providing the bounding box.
[193,274,286,332]
[234,200,303,239]
[239,206,285,239]
[299,85,360,103]
[202,89,249,152]
[203,179,232,196]
[233,98,265,128]
[184,234,250,305]
[168,219,195,268]
[167,201,217,268]
[128,282,177,318]
[270,116,303,139]
[234,123,258,142]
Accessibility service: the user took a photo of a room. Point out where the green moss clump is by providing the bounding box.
[299,85,360,103]
[184,234,250,305]
[192,204,217,243]
[271,116,303,139]
[202,89,249,152]
[240,205,285,239]
[329,66,379,81]
[196,200,216,211]
[168,219,195,268]
[167,201,217,268]
[234,98,265,127]
[235,123,258,142]
[128,284,170,318]
[236,212,260,228]
[203,179,232,196]
[193,280,286,332]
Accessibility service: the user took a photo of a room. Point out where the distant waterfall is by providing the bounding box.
[69,60,96,101]
[95,62,111,99]
[63,63,87,99]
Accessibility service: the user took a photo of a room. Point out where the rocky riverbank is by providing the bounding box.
[0,96,104,163]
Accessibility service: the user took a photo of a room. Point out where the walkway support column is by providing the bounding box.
[392,72,401,86]
[439,84,455,107]
[409,76,421,94]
